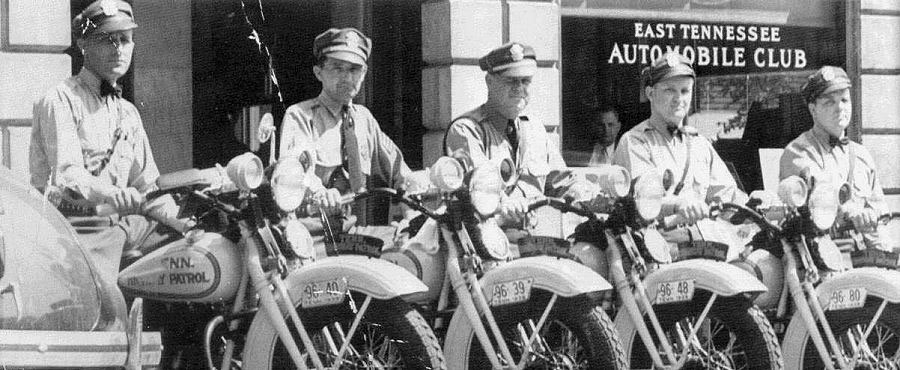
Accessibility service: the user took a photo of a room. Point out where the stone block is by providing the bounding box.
[3,125,31,181]
[861,74,900,129]
[422,129,446,168]
[862,0,900,12]
[0,53,71,119]
[422,64,488,131]
[5,0,70,51]
[422,0,503,64]
[508,1,559,61]
[524,66,561,128]
[862,134,900,189]
[861,15,900,70]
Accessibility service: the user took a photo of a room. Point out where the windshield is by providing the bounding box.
[0,167,102,331]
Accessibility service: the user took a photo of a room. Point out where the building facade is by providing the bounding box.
[1,0,898,211]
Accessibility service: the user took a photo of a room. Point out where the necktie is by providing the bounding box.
[666,125,683,139]
[506,118,518,161]
[341,105,364,192]
[100,80,122,98]
[828,136,850,148]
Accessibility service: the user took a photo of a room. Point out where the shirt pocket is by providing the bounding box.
[520,130,550,177]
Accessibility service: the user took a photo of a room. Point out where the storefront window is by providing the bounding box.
[560,0,845,191]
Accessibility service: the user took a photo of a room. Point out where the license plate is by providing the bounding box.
[488,278,533,307]
[655,280,695,304]
[825,287,867,311]
[300,278,349,308]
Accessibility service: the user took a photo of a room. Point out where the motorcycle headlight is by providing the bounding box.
[595,165,631,198]
[429,156,465,192]
[271,157,307,212]
[479,217,510,260]
[226,152,264,191]
[777,175,808,208]
[633,173,664,220]
[808,181,839,231]
[469,162,504,216]
[284,217,315,260]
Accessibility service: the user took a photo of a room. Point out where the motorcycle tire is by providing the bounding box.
[242,296,445,369]
[443,291,628,369]
[782,299,900,369]
[618,292,783,370]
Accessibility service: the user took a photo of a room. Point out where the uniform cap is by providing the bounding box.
[479,42,537,77]
[72,0,137,38]
[314,28,371,66]
[802,66,851,103]
[641,52,695,87]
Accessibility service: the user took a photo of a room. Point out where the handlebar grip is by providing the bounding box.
[660,214,684,229]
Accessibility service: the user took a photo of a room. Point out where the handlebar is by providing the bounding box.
[306,187,442,220]
[833,212,900,234]
[526,197,596,219]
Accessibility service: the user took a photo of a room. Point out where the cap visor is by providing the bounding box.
[324,50,367,66]
[96,17,137,33]
[819,82,851,97]
[494,60,537,77]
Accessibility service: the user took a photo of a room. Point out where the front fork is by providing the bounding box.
[440,225,560,369]
[241,222,374,370]
[607,230,718,369]
[781,238,887,369]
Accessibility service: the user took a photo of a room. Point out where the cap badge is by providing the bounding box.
[821,68,835,82]
[509,44,524,62]
[665,53,681,68]
[100,0,118,16]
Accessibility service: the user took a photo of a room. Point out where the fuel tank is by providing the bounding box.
[118,231,242,303]
[381,218,445,304]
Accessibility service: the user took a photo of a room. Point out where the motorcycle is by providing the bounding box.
[108,152,445,369]
[376,155,628,369]
[729,174,900,369]
[0,164,161,369]
[527,165,783,369]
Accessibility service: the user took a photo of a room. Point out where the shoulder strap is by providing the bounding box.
[847,143,856,190]
[673,135,692,196]
[443,115,486,156]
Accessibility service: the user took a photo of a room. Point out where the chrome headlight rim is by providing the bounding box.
[271,157,308,212]
[777,175,808,208]
[807,182,839,231]
[632,173,664,221]
[226,152,264,191]
[469,162,504,216]
[429,156,465,192]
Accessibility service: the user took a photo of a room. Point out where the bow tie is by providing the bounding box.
[666,125,687,138]
[100,81,122,98]
[828,136,850,148]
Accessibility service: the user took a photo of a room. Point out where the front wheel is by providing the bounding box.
[243,295,445,369]
[618,292,783,370]
[443,291,628,369]
[783,299,900,369]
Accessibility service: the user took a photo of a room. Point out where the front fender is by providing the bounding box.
[284,256,428,300]
[480,256,611,297]
[816,267,900,305]
[643,259,767,301]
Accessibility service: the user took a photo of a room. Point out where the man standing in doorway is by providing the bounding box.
[588,105,622,166]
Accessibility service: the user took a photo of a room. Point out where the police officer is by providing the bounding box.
[30,0,183,284]
[444,42,566,218]
[614,52,744,224]
[279,28,411,221]
[780,66,888,249]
